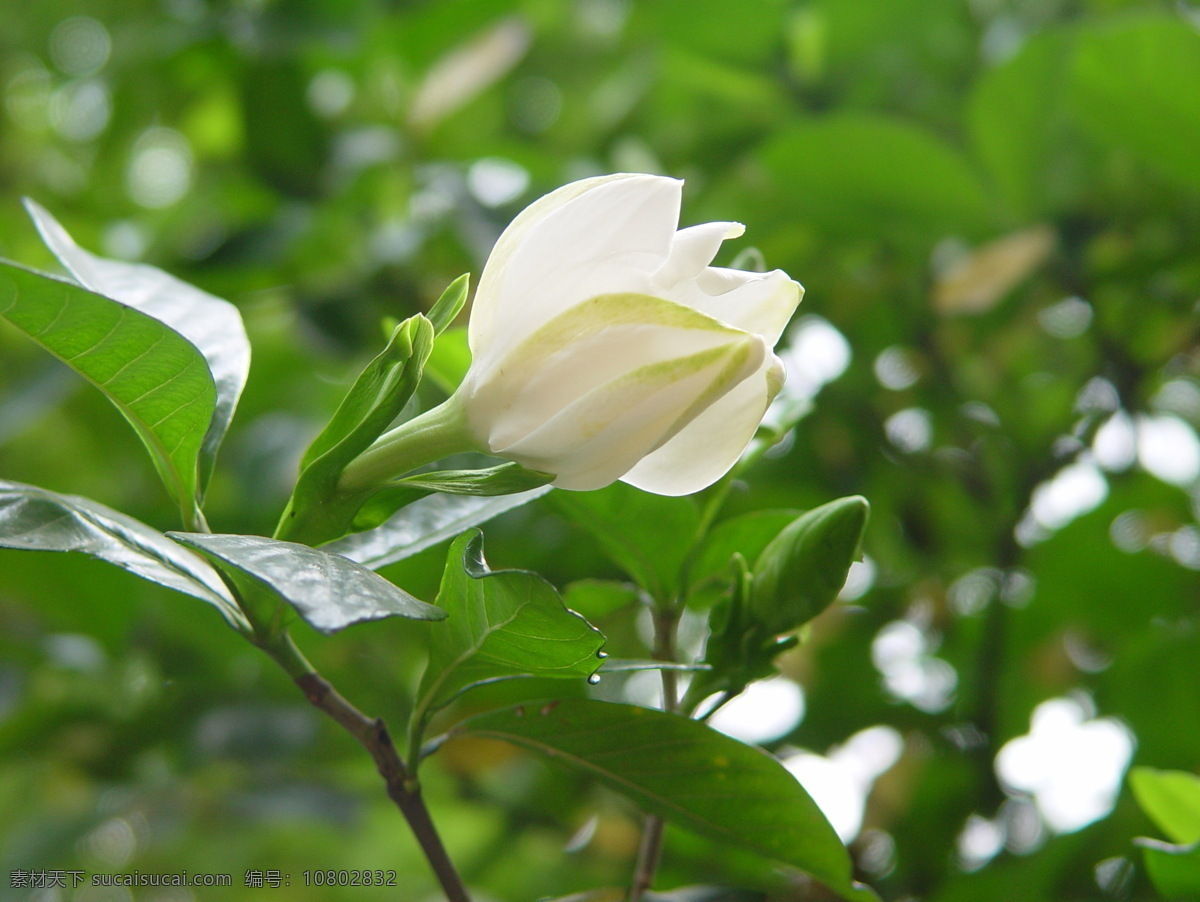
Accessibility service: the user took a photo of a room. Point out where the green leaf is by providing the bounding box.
[562,579,641,620]
[279,314,435,544]
[415,531,604,716]
[426,273,470,335]
[967,29,1078,219]
[756,115,992,241]
[454,699,876,902]
[327,487,552,570]
[1069,15,1200,191]
[1130,768,1200,845]
[0,479,243,629]
[168,532,444,635]
[0,260,216,522]
[351,462,555,531]
[24,200,250,498]
[749,496,869,636]
[1136,837,1200,901]
[551,483,699,603]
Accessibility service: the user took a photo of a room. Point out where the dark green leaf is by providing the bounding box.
[279,314,435,545]
[1136,837,1200,900]
[1130,768,1200,845]
[351,462,555,531]
[551,483,699,603]
[454,699,876,902]
[25,200,250,498]
[0,479,242,629]
[415,531,604,715]
[168,532,444,635]
[326,487,552,570]
[1069,16,1200,191]
[0,260,216,521]
[426,273,470,335]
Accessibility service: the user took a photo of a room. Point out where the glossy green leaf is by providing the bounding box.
[326,486,552,569]
[756,115,992,240]
[1130,768,1200,845]
[25,200,250,498]
[0,479,243,629]
[168,532,444,635]
[426,273,470,335]
[0,260,215,521]
[1069,16,1200,191]
[414,531,604,716]
[454,699,876,902]
[551,483,699,603]
[1136,837,1200,901]
[278,314,435,545]
[351,462,555,531]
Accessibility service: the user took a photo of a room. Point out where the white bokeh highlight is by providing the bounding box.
[995,696,1134,834]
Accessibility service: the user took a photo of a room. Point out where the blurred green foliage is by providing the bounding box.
[2,0,1199,900]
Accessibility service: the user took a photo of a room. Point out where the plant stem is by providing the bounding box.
[264,633,471,901]
[630,606,680,902]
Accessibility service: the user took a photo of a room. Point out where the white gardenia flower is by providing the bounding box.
[456,173,803,495]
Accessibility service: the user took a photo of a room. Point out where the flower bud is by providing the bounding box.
[749,496,869,636]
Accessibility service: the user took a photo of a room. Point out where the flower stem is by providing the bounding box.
[630,606,681,902]
[337,395,476,494]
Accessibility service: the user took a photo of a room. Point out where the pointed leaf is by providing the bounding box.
[1130,768,1200,845]
[415,531,604,715]
[25,200,250,496]
[0,260,215,518]
[0,479,243,629]
[454,699,876,902]
[326,486,552,570]
[352,462,554,531]
[551,483,699,603]
[426,273,470,335]
[168,532,444,635]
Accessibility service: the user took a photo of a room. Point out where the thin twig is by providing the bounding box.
[293,669,472,902]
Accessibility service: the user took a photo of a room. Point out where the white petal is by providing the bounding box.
[469,174,682,360]
[671,268,803,346]
[621,354,785,495]
[652,221,744,292]
[499,336,765,490]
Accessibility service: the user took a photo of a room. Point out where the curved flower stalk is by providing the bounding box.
[341,173,803,498]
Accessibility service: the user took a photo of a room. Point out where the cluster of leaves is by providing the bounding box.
[3,1,1200,900]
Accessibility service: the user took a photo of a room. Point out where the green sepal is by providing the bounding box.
[749,495,869,637]
[351,462,554,531]
[277,314,434,544]
[426,273,470,335]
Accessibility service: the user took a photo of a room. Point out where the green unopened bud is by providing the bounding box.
[749,495,869,636]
